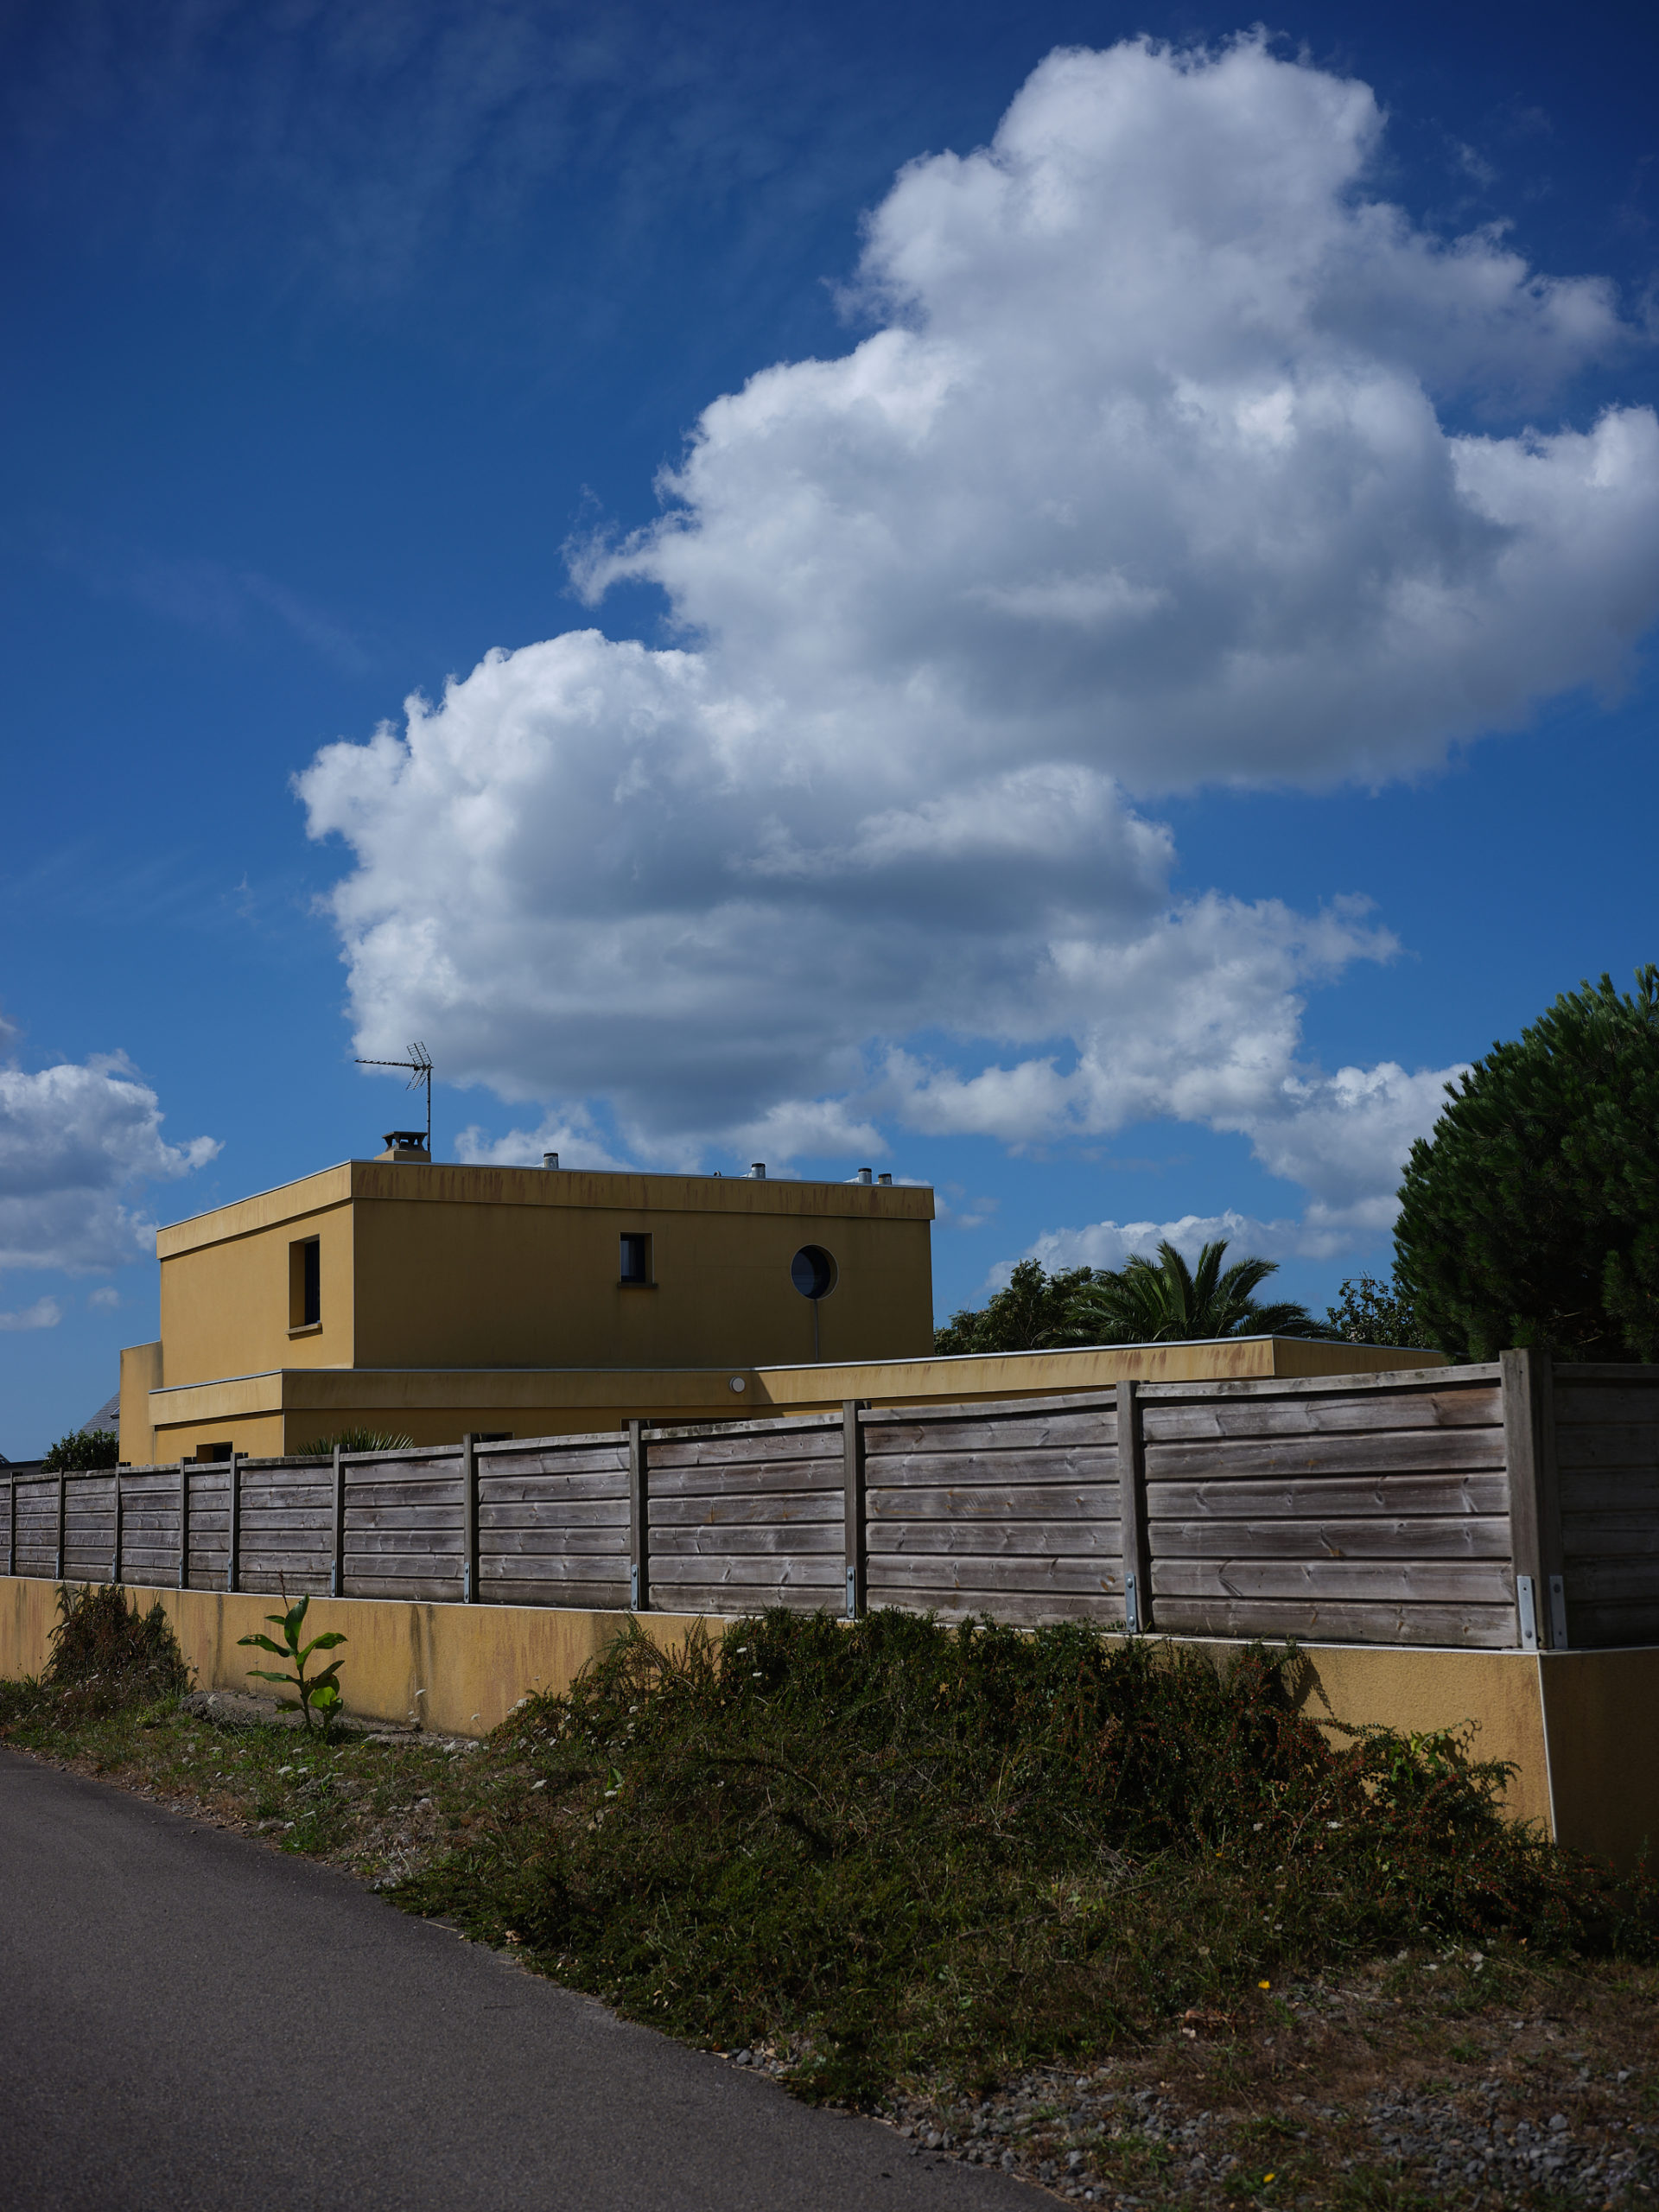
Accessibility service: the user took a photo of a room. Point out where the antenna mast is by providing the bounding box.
[355,1043,433,1151]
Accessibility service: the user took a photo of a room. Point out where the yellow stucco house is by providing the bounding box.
[119,1138,1436,1463]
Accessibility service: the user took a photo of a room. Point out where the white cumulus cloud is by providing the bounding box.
[298,33,1659,1249]
[0,1296,61,1332]
[0,1053,220,1277]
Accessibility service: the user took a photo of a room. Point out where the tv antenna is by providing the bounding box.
[355,1042,433,1152]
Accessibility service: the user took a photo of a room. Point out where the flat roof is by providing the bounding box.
[157,1157,934,1257]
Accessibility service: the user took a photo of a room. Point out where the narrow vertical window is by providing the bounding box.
[289,1236,321,1329]
[620,1233,653,1285]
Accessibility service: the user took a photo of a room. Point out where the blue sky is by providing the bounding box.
[2,0,1656,1453]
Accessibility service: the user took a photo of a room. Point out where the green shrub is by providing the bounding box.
[289,1427,416,1456]
[28,1582,193,1721]
[397,1610,1652,2100]
[43,1428,119,1471]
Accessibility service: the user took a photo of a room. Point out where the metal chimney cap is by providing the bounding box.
[543,1151,560,1169]
[749,1161,766,1179]
[878,1172,892,1185]
[855,1167,873,1184]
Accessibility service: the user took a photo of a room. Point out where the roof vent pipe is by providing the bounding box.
[878,1173,892,1185]
[543,1152,559,1169]
[750,1161,766,1179]
[856,1167,873,1185]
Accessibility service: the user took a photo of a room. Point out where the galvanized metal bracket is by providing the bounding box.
[1123,1569,1141,1637]
[1516,1572,1539,1653]
[1548,1573,1568,1651]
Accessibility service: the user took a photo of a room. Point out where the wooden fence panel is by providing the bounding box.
[646,1416,843,1613]
[1554,1370,1659,1646]
[863,1395,1124,1624]
[13,1477,60,1580]
[1141,1371,1516,1647]
[63,1472,118,1584]
[186,1464,232,1590]
[117,1470,181,1586]
[237,1459,335,1593]
[480,1437,631,1610]
[342,1449,465,1602]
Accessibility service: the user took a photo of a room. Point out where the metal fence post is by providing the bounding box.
[627,1420,650,1612]
[226,1451,241,1593]
[1501,1348,1565,1650]
[461,1433,478,1604]
[1118,1380,1154,1635]
[111,1467,124,1586]
[55,1469,67,1581]
[331,1445,346,1598]
[6,1471,15,1577]
[842,1401,867,1619]
[178,1459,191,1591]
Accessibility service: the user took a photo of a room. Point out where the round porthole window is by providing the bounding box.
[790,1244,838,1300]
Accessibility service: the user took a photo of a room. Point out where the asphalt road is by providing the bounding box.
[0,1750,1039,2211]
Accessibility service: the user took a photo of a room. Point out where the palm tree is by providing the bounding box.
[1057,1239,1332,1345]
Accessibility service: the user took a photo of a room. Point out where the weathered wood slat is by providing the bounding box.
[1152,1558,1513,1603]
[1141,1366,1496,1402]
[865,1480,1120,1525]
[868,1556,1124,1597]
[1552,1425,1659,1471]
[645,1428,842,1471]
[649,1553,841,1585]
[479,1500,631,1530]
[343,1532,464,1558]
[1559,1471,1659,1516]
[1151,1597,1516,1647]
[649,1526,844,1559]
[486,1576,631,1608]
[1559,1600,1659,1646]
[341,1481,464,1509]
[341,1506,465,1532]
[868,1521,1122,1560]
[648,1492,842,1529]
[1142,1388,1501,1442]
[865,1412,1116,1458]
[1554,1386,1659,1424]
[477,1474,629,1505]
[1147,1472,1508,1521]
[863,1450,1117,1491]
[471,1549,632,1580]
[647,1462,849,1501]
[477,1448,627,1478]
[479,1529,630,1558]
[1563,1558,1659,1603]
[1560,1511,1659,1557]
[1149,1515,1511,1560]
[1144,1429,1505,1480]
[875,1589,1128,1628]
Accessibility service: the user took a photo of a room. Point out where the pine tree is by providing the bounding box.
[1394,967,1659,1362]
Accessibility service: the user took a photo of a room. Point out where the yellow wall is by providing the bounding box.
[150,1160,934,1403]
[16,1578,1653,1860]
[347,1171,932,1370]
[159,1168,356,1389]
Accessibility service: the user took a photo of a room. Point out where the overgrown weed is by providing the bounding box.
[393,1610,1656,2100]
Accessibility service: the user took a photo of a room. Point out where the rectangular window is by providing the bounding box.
[619,1232,653,1286]
[289,1236,321,1329]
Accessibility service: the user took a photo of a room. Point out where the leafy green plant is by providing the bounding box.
[933,1259,1098,1353]
[238,1594,347,1735]
[1326,1272,1433,1350]
[290,1427,415,1456]
[43,1427,119,1471]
